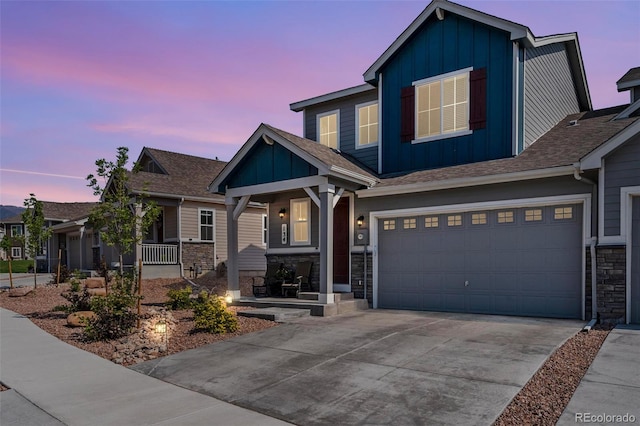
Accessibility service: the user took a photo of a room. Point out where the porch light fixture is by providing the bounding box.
[279,208,286,219]
[357,215,365,227]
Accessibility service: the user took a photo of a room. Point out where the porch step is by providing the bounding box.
[237,307,309,322]
[297,292,355,301]
[234,292,368,317]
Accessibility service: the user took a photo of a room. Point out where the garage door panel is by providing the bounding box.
[632,197,640,324]
[378,204,582,319]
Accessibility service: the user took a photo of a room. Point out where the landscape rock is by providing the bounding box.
[8,288,33,297]
[86,288,107,296]
[84,278,105,289]
[67,311,97,327]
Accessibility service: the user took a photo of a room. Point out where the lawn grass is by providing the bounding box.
[0,260,33,273]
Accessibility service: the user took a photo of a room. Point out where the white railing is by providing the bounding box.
[142,244,178,265]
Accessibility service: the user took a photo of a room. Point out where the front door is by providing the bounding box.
[333,197,350,288]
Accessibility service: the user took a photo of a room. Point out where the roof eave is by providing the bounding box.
[356,165,576,198]
[290,84,376,112]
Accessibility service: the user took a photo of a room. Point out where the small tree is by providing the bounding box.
[22,194,53,289]
[1,235,14,289]
[86,147,160,277]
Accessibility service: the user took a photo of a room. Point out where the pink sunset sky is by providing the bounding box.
[1,0,638,208]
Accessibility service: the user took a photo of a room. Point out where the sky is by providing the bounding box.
[1,0,638,208]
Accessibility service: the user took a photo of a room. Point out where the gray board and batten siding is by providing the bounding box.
[303,88,379,172]
[377,204,583,318]
[604,133,640,236]
[523,43,581,148]
[632,196,640,324]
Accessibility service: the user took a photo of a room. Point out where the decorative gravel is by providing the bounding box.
[0,275,612,423]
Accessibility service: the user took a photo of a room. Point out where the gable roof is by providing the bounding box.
[209,124,378,194]
[1,202,97,224]
[129,147,228,201]
[359,106,640,197]
[617,66,640,92]
[362,0,591,110]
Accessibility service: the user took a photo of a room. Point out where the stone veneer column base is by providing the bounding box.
[595,245,626,324]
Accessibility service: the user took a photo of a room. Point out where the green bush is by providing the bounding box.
[165,286,193,310]
[83,277,139,341]
[193,291,238,334]
[58,288,92,313]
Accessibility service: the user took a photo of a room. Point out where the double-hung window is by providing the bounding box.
[356,101,378,148]
[317,110,339,149]
[415,68,470,141]
[290,198,310,245]
[10,225,22,237]
[199,209,214,241]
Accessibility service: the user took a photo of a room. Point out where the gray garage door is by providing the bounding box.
[378,204,583,318]
[632,197,640,324]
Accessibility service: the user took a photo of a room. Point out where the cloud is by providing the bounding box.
[0,169,85,180]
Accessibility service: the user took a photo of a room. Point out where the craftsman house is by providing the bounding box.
[52,148,267,279]
[210,0,640,323]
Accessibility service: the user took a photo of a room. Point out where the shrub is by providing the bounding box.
[59,288,92,313]
[83,277,139,341]
[165,286,193,310]
[193,291,238,334]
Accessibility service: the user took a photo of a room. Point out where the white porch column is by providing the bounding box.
[318,184,335,304]
[226,198,241,300]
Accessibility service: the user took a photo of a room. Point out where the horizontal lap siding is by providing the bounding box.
[214,206,266,271]
[604,134,640,236]
[180,202,200,240]
[524,43,580,148]
[380,14,513,174]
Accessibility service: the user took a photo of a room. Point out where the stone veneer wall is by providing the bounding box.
[266,253,320,292]
[585,247,593,320]
[350,251,373,305]
[595,246,626,323]
[182,242,216,273]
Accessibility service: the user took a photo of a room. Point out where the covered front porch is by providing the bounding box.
[208,124,378,312]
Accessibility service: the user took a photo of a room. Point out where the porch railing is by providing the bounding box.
[142,244,178,265]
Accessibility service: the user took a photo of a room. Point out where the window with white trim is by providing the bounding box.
[356,102,378,148]
[317,110,339,149]
[262,214,268,245]
[11,225,22,237]
[290,198,310,245]
[11,247,21,258]
[199,209,214,241]
[415,69,469,140]
[497,211,514,223]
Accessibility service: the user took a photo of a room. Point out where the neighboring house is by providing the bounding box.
[210,0,640,323]
[0,202,96,271]
[52,147,267,279]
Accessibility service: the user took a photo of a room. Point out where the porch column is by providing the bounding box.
[226,198,241,300]
[319,184,335,304]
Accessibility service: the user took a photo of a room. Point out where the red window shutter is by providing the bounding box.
[469,68,487,130]
[400,86,415,142]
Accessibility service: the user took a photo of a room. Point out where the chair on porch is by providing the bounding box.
[281,261,313,297]
[252,263,281,297]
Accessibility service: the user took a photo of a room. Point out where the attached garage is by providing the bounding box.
[376,203,584,319]
[631,197,640,324]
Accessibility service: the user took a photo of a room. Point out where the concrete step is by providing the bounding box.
[297,292,319,301]
[337,299,369,314]
[237,307,310,322]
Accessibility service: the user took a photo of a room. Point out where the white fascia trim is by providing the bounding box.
[363,0,528,82]
[328,166,378,188]
[581,120,640,169]
[226,176,328,199]
[290,84,375,112]
[369,193,591,311]
[357,165,575,198]
[614,99,640,120]
[266,247,319,255]
[528,33,577,48]
[378,72,383,175]
[618,79,640,92]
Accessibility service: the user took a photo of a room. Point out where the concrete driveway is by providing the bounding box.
[132,310,583,425]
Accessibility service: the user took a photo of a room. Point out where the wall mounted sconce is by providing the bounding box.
[279,208,287,219]
[357,215,365,227]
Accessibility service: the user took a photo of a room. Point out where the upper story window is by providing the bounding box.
[317,110,339,149]
[401,67,485,144]
[290,198,311,245]
[199,209,214,241]
[415,68,470,141]
[356,101,378,148]
[10,225,22,237]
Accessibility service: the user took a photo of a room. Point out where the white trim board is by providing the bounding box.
[623,189,640,324]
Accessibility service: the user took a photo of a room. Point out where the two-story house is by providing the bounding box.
[210,0,640,323]
[52,147,267,279]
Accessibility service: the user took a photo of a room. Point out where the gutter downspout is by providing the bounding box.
[573,163,598,320]
[178,197,184,278]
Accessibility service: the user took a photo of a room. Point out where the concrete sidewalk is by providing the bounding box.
[557,325,640,425]
[0,308,290,426]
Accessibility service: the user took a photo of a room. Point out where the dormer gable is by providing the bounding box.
[137,148,168,175]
